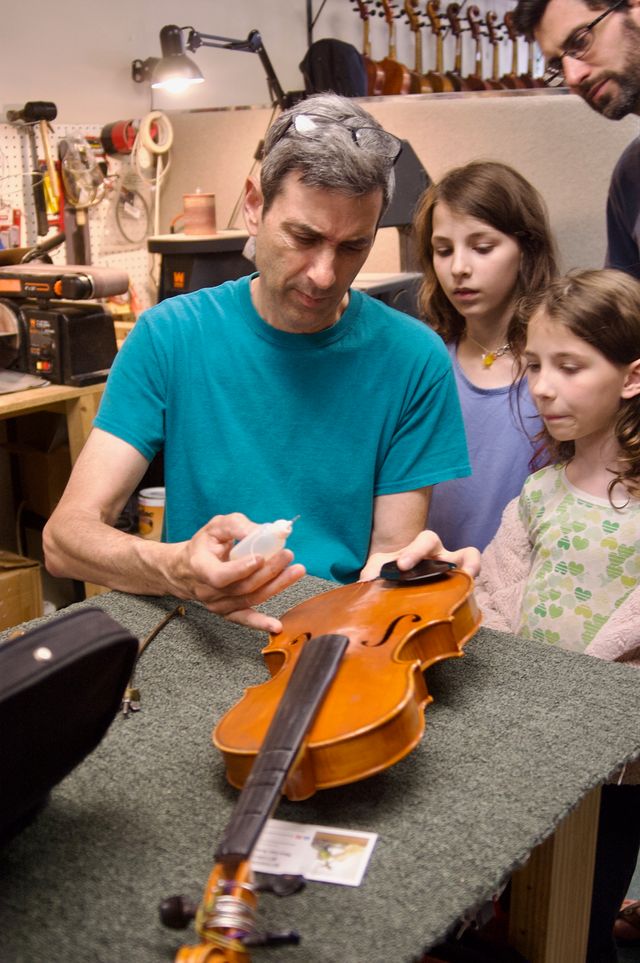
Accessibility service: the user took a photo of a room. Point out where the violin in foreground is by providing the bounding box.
[215,559,481,799]
[161,560,481,960]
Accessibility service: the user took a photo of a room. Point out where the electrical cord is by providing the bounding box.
[114,184,150,244]
[130,110,173,239]
[131,111,173,188]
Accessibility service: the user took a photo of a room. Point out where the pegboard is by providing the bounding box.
[0,119,169,312]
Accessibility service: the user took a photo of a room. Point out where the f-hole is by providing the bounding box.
[288,632,312,647]
[361,613,422,648]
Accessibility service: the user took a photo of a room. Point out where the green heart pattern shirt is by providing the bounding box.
[517,464,640,652]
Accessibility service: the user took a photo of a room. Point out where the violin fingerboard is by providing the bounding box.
[215,632,349,863]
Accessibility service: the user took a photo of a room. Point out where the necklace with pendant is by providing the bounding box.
[465,334,511,368]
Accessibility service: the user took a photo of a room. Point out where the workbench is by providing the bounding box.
[1,577,638,963]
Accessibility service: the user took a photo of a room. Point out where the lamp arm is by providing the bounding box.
[186,29,287,109]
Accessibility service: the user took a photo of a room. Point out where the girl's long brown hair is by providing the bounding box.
[414,160,558,347]
[521,269,640,503]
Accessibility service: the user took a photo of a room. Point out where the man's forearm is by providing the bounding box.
[43,507,307,634]
[43,510,182,597]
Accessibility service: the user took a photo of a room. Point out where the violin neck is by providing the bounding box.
[215,632,349,864]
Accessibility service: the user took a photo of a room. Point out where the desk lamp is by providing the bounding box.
[132,24,291,108]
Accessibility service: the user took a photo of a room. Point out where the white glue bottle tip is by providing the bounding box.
[229,518,297,561]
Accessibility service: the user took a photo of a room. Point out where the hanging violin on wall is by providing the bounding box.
[502,11,531,89]
[354,0,386,95]
[466,5,494,90]
[378,0,413,94]
[424,0,457,92]
[485,10,508,90]
[404,0,434,92]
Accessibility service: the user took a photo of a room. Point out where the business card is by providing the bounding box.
[250,818,378,887]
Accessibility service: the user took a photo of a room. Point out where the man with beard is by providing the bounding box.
[514,0,640,279]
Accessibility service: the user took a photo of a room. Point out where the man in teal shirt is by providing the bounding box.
[44,94,470,631]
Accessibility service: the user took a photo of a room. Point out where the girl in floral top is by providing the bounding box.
[476,269,640,663]
[416,268,640,963]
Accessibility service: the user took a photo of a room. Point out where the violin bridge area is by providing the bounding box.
[1,576,638,963]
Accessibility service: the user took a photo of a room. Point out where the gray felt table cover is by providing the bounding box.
[1,576,639,963]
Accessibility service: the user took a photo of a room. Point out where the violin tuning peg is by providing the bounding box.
[159,894,197,929]
[255,873,306,897]
[244,930,301,948]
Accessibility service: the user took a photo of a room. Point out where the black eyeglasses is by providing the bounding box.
[281,113,403,163]
[543,0,627,86]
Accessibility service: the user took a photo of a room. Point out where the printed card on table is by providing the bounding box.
[250,818,378,887]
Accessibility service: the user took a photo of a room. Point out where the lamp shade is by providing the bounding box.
[151,55,204,92]
[151,24,205,92]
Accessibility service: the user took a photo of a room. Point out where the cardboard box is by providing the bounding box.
[0,551,43,630]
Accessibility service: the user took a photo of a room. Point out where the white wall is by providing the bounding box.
[2,0,527,124]
[2,1,306,123]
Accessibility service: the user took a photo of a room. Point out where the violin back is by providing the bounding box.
[214,570,481,800]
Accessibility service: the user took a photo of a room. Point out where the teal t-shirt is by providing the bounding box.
[95,276,470,583]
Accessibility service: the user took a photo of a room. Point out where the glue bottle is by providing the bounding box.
[229,518,297,561]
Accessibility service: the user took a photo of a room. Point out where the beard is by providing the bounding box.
[578,18,640,119]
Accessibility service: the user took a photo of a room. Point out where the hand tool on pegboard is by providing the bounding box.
[7,102,60,225]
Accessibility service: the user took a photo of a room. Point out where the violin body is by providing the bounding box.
[416,72,436,93]
[365,55,386,95]
[408,68,427,93]
[444,70,464,91]
[214,569,480,801]
[465,73,493,91]
[380,56,413,94]
[421,69,452,92]
[501,72,528,89]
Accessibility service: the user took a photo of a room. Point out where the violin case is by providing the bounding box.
[0,607,138,844]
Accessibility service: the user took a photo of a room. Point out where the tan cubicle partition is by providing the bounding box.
[159,90,638,275]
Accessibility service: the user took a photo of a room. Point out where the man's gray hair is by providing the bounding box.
[260,93,396,214]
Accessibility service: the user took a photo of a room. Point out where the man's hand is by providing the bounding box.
[360,529,481,581]
[167,513,306,633]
